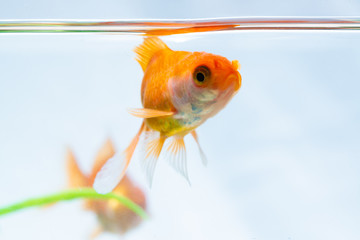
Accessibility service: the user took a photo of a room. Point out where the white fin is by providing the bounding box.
[191,130,208,166]
[93,152,127,194]
[165,136,190,184]
[93,123,145,194]
[197,143,207,167]
[140,131,165,187]
[89,139,115,181]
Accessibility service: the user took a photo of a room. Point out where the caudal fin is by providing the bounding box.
[93,123,145,194]
[93,151,129,194]
[89,139,116,183]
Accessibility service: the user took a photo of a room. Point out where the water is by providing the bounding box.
[0,18,360,240]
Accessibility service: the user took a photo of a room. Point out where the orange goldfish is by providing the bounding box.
[94,37,241,193]
[66,140,146,236]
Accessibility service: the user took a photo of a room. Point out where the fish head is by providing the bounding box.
[191,54,241,93]
[170,52,241,121]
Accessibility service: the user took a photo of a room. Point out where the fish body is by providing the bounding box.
[94,37,242,193]
[66,140,146,236]
[139,40,241,136]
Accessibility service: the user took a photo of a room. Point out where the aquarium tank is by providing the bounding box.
[0,0,360,240]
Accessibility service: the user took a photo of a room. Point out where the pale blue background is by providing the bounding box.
[1,0,360,18]
[1,1,360,240]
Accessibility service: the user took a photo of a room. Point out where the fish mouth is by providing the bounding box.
[231,60,241,71]
[226,73,241,92]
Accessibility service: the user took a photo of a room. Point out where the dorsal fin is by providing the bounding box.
[66,148,89,188]
[134,37,170,72]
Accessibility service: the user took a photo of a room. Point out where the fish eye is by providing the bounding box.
[193,65,210,86]
[196,72,205,82]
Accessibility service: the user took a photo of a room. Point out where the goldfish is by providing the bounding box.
[94,37,241,193]
[66,140,146,237]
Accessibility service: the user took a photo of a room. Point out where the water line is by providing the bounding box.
[0,17,359,35]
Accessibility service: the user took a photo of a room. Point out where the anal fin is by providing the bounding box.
[142,133,166,187]
[166,136,190,184]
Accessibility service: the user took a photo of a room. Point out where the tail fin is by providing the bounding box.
[89,139,116,184]
[66,148,89,188]
[93,122,145,194]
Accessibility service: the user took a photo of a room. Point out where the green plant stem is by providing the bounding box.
[0,188,148,219]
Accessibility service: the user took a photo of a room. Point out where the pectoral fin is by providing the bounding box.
[128,108,174,118]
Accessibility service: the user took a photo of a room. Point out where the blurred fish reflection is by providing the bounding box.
[66,140,147,237]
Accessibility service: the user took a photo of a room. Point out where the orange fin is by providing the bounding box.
[66,148,88,188]
[89,139,115,183]
[93,123,145,194]
[134,37,170,72]
[142,132,166,187]
[191,130,207,166]
[166,136,190,184]
[128,108,174,118]
[89,225,103,240]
